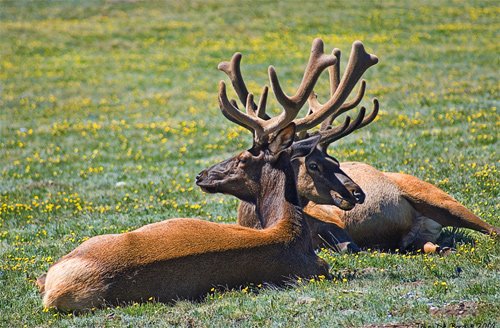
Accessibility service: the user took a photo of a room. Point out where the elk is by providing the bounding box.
[229,42,500,252]
[302,164,500,252]
[38,39,357,312]
[218,40,380,251]
[301,45,500,252]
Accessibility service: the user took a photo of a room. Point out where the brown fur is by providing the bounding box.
[306,162,499,251]
[238,203,361,252]
[39,125,330,312]
[36,274,46,293]
[237,146,365,251]
[41,218,326,311]
[384,171,499,236]
[238,161,498,252]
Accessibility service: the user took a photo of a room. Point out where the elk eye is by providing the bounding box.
[308,163,319,171]
[239,157,248,164]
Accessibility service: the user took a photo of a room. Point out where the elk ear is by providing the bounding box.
[268,123,296,155]
[291,134,321,161]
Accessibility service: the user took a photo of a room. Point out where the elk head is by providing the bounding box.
[196,123,317,204]
[212,38,379,210]
[292,146,362,210]
[303,42,380,208]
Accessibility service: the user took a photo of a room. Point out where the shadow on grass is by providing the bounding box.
[437,227,476,249]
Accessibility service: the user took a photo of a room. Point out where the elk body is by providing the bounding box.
[303,163,500,251]
[236,146,366,252]
[38,39,359,311]
[39,126,328,312]
[298,43,500,251]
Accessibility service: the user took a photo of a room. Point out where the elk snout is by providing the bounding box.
[195,168,226,194]
[195,169,215,193]
[346,183,365,204]
[195,171,206,184]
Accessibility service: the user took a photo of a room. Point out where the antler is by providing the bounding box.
[294,41,379,132]
[218,38,337,144]
[317,99,379,149]
[218,53,270,120]
[217,39,379,144]
[306,42,380,148]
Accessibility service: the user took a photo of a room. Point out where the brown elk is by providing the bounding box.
[38,39,358,312]
[302,164,500,252]
[219,40,381,251]
[301,45,500,252]
[231,43,500,252]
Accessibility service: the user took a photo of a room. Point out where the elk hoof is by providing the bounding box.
[437,246,454,256]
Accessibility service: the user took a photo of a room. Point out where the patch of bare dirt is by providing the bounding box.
[364,323,421,328]
[26,180,66,190]
[429,301,478,317]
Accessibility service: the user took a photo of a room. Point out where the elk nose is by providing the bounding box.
[342,180,365,204]
[195,171,206,184]
[352,188,365,204]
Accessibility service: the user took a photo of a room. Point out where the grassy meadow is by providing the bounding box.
[0,0,499,326]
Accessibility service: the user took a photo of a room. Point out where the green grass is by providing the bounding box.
[1,0,499,326]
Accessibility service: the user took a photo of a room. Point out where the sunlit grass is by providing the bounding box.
[1,0,498,326]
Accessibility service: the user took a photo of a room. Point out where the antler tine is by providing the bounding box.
[269,38,338,113]
[245,94,258,117]
[217,54,271,122]
[225,99,253,131]
[218,53,258,111]
[319,98,379,147]
[318,115,351,141]
[218,81,265,138]
[294,41,378,132]
[222,85,270,128]
[329,48,341,97]
[256,86,269,119]
[219,80,290,143]
[220,102,253,133]
[218,53,271,121]
[320,80,367,131]
[358,98,379,130]
[319,107,367,146]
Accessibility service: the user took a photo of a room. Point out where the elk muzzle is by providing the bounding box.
[344,181,365,204]
[195,169,220,193]
[195,155,244,195]
[325,177,364,211]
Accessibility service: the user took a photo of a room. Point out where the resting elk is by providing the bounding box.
[37,39,355,312]
[301,45,500,252]
[228,41,500,252]
[302,164,500,252]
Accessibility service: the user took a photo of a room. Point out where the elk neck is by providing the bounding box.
[254,153,309,240]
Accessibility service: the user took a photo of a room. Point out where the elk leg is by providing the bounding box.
[385,172,499,237]
[400,215,442,252]
[305,214,360,253]
[36,273,47,293]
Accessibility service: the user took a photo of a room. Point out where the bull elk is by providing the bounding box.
[229,42,500,252]
[301,45,500,252]
[303,163,500,252]
[38,39,357,312]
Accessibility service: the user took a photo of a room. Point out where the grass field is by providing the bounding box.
[1,0,499,326]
